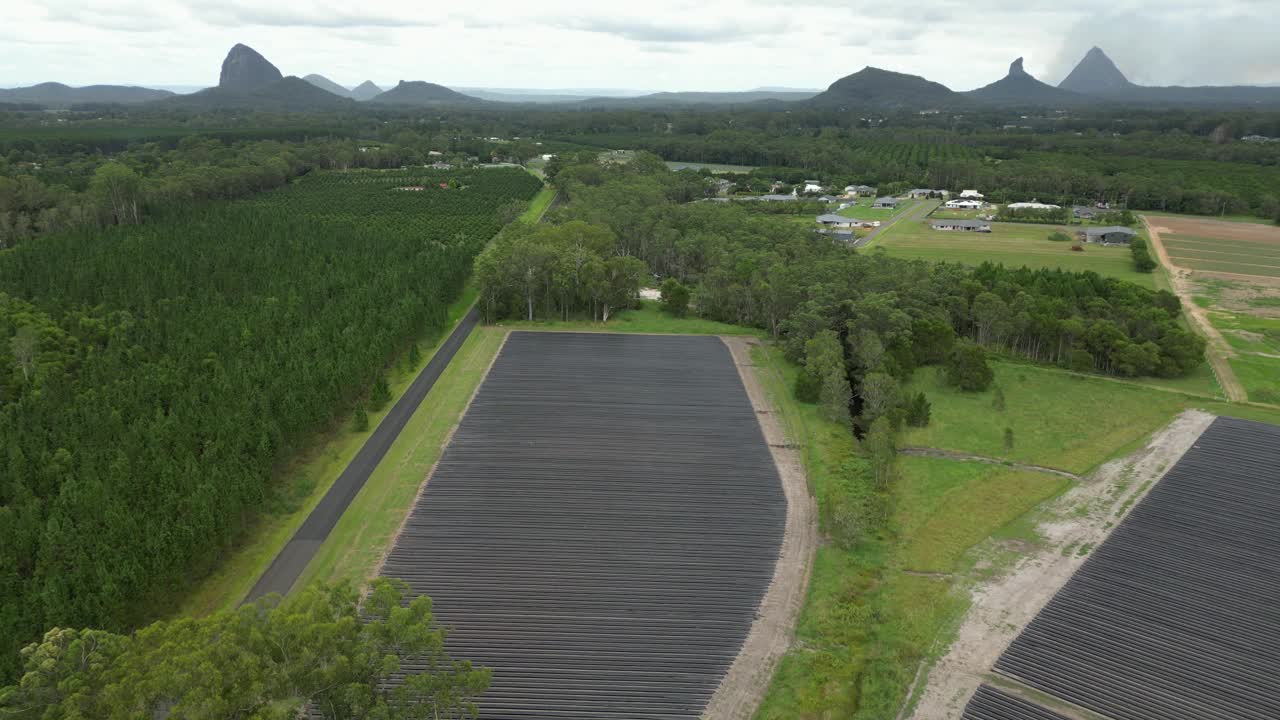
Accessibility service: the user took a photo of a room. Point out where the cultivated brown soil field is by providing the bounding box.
[1153,216,1280,245]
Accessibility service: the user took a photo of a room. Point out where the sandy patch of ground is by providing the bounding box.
[639,287,662,301]
[702,336,818,720]
[1144,218,1246,401]
[906,409,1216,720]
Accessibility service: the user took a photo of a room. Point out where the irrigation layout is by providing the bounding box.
[381,331,787,719]
[961,685,1071,720]
[242,308,481,603]
[994,417,1280,720]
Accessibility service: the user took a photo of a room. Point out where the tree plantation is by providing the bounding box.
[0,167,540,680]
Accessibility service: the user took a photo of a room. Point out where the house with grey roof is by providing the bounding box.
[1084,226,1137,245]
[931,219,992,233]
[816,213,856,228]
[873,197,899,209]
[844,184,877,196]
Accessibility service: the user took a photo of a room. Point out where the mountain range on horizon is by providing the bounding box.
[4,44,1280,111]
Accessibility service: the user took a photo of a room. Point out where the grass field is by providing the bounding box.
[177,290,481,616]
[754,349,1083,720]
[520,185,557,223]
[838,197,919,221]
[1162,233,1280,279]
[872,220,1156,288]
[296,327,508,590]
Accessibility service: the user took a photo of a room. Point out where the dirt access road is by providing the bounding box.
[1142,216,1246,402]
[855,200,941,248]
[907,410,1216,720]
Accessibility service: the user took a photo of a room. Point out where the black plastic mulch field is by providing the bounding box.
[995,416,1280,720]
[962,685,1071,720]
[382,331,787,719]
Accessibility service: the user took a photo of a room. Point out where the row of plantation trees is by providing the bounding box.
[0,580,488,719]
[0,168,540,682]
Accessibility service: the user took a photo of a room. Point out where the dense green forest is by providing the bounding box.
[0,166,541,680]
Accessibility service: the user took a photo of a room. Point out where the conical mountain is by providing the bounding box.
[966,58,1085,105]
[302,74,352,98]
[367,80,475,105]
[809,66,956,108]
[219,44,282,91]
[351,80,384,101]
[1059,47,1134,95]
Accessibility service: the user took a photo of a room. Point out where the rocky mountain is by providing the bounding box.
[0,82,173,107]
[219,43,282,91]
[1056,47,1280,106]
[366,80,475,105]
[302,74,351,98]
[809,66,956,109]
[1058,47,1134,95]
[350,81,383,101]
[162,76,356,111]
[966,58,1086,106]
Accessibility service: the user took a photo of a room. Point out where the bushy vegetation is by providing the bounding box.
[0,579,489,719]
[0,167,540,680]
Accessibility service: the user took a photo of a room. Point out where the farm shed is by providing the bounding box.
[931,219,991,232]
[873,196,899,208]
[1084,226,1136,244]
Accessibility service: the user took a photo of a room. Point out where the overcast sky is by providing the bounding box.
[2,0,1278,92]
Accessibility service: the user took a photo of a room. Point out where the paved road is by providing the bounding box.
[242,307,481,603]
[853,200,940,248]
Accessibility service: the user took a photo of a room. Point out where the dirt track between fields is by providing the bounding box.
[898,447,1082,480]
[702,336,818,720]
[906,410,1216,720]
[1143,217,1247,402]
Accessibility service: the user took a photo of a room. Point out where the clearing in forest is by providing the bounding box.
[380,331,789,719]
[872,220,1154,288]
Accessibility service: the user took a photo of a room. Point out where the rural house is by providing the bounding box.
[844,184,877,196]
[960,189,984,199]
[1084,226,1137,245]
[945,199,984,210]
[931,219,992,233]
[874,197,899,209]
[802,180,825,193]
[907,188,943,199]
[1072,206,1099,220]
[816,214,857,228]
[1007,200,1061,210]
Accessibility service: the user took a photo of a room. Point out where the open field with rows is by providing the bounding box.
[382,331,785,719]
[1151,215,1280,281]
[994,417,1280,720]
[871,219,1156,289]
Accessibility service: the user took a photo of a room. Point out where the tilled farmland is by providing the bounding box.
[994,416,1280,720]
[381,331,787,719]
[961,685,1070,720]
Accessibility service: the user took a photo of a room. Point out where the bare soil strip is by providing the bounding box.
[1143,217,1246,401]
[703,336,819,720]
[906,409,1216,720]
[898,447,1082,480]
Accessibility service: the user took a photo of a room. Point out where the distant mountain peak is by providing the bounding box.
[219,44,282,91]
[1009,57,1027,77]
[966,57,1083,106]
[809,66,955,108]
[1059,47,1133,94]
[302,74,351,98]
[351,80,383,101]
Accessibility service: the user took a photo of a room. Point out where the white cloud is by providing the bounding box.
[0,0,1276,90]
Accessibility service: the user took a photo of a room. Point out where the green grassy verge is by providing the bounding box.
[296,327,508,590]
[520,185,557,223]
[751,347,1073,720]
[497,299,766,336]
[873,220,1155,289]
[176,289,480,617]
[837,197,920,221]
